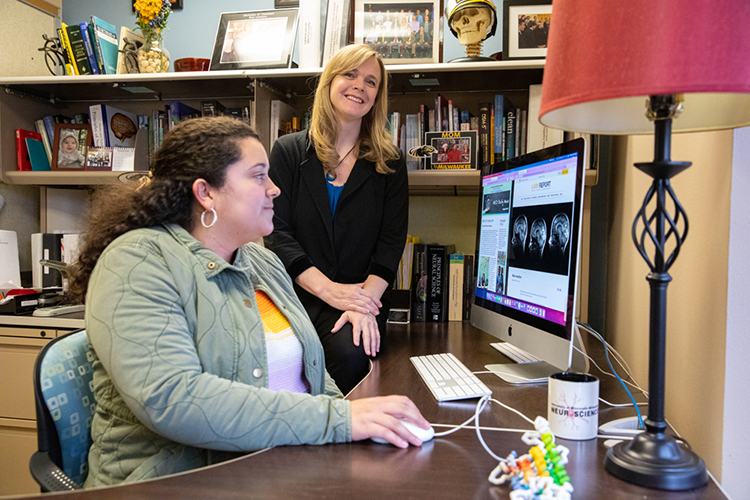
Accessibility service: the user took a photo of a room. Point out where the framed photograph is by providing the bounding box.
[502,0,552,60]
[425,130,478,170]
[353,0,442,65]
[210,9,299,71]
[84,147,114,171]
[51,123,92,171]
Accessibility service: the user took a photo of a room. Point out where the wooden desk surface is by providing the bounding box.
[12,322,726,500]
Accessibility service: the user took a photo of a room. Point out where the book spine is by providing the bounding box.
[478,103,491,174]
[58,25,78,75]
[505,109,516,160]
[89,105,106,148]
[490,106,495,165]
[88,23,104,74]
[453,107,460,133]
[270,100,280,144]
[427,245,448,322]
[493,95,506,164]
[322,0,346,66]
[16,130,31,171]
[411,243,427,322]
[34,120,53,163]
[66,24,93,75]
[462,254,475,321]
[519,109,528,155]
[447,100,454,131]
[42,116,56,146]
[79,22,99,75]
[514,108,521,157]
[448,254,464,321]
[299,0,323,68]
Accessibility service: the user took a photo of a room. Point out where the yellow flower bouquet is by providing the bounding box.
[134,0,172,73]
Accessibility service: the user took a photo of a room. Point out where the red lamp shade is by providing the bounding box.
[539,0,750,134]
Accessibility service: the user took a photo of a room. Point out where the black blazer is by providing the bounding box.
[264,131,409,313]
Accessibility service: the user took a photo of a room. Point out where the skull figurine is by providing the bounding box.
[452,7,493,45]
[446,0,498,47]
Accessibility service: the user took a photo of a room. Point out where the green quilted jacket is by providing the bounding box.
[84,224,349,487]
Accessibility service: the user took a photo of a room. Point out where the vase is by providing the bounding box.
[137,29,170,73]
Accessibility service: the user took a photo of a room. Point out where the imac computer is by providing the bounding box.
[471,138,589,384]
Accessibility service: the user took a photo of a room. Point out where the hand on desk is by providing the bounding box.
[351,396,431,448]
[332,310,380,356]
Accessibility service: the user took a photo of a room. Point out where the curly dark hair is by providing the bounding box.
[67,116,260,303]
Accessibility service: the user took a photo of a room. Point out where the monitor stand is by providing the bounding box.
[485,361,557,384]
[485,323,590,385]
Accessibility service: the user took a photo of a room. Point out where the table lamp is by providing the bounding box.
[538,0,750,491]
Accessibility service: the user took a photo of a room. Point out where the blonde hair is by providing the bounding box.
[309,44,400,174]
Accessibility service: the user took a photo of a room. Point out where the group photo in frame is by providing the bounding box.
[502,0,552,60]
[353,0,442,64]
[425,130,478,170]
[51,123,92,171]
[210,9,299,70]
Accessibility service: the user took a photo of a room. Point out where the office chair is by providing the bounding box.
[29,329,95,491]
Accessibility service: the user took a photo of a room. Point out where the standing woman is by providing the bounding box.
[265,44,408,394]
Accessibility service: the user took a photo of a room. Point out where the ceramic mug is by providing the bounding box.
[547,372,599,440]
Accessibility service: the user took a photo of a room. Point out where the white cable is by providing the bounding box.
[433,394,538,463]
[572,343,646,394]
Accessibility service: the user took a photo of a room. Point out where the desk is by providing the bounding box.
[9,322,726,499]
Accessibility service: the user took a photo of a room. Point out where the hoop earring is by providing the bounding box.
[201,208,218,228]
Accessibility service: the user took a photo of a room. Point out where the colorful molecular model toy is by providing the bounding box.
[489,417,574,500]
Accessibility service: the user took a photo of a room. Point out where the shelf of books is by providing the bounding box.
[1,60,562,193]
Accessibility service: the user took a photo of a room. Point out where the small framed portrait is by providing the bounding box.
[51,123,92,171]
[425,130,478,170]
[84,147,114,171]
[353,0,442,65]
[210,9,299,71]
[502,0,552,60]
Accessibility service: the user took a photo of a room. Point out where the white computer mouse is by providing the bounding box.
[371,420,435,445]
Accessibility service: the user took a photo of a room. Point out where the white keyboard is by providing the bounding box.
[410,353,492,402]
[490,342,541,364]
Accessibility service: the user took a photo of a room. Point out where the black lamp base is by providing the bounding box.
[605,431,708,490]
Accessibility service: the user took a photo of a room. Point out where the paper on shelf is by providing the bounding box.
[0,231,21,288]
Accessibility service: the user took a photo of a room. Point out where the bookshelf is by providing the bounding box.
[1,60,549,193]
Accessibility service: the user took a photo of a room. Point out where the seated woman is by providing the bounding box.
[68,117,428,487]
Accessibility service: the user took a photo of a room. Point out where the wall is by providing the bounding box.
[606,130,733,481]
[722,126,750,497]
[0,0,60,273]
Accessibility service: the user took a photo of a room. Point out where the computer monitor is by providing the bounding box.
[471,138,589,383]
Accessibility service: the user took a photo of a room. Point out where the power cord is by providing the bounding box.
[577,323,645,429]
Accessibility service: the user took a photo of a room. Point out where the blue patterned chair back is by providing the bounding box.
[35,329,95,486]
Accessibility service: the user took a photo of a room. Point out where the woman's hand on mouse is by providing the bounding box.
[332,310,380,355]
[350,396,430,448]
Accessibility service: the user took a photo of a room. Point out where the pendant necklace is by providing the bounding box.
[325,143,357,182]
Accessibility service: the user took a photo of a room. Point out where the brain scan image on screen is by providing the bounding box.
[548,213,570,257]
[511,215,528,257]
[529,218,547,260]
